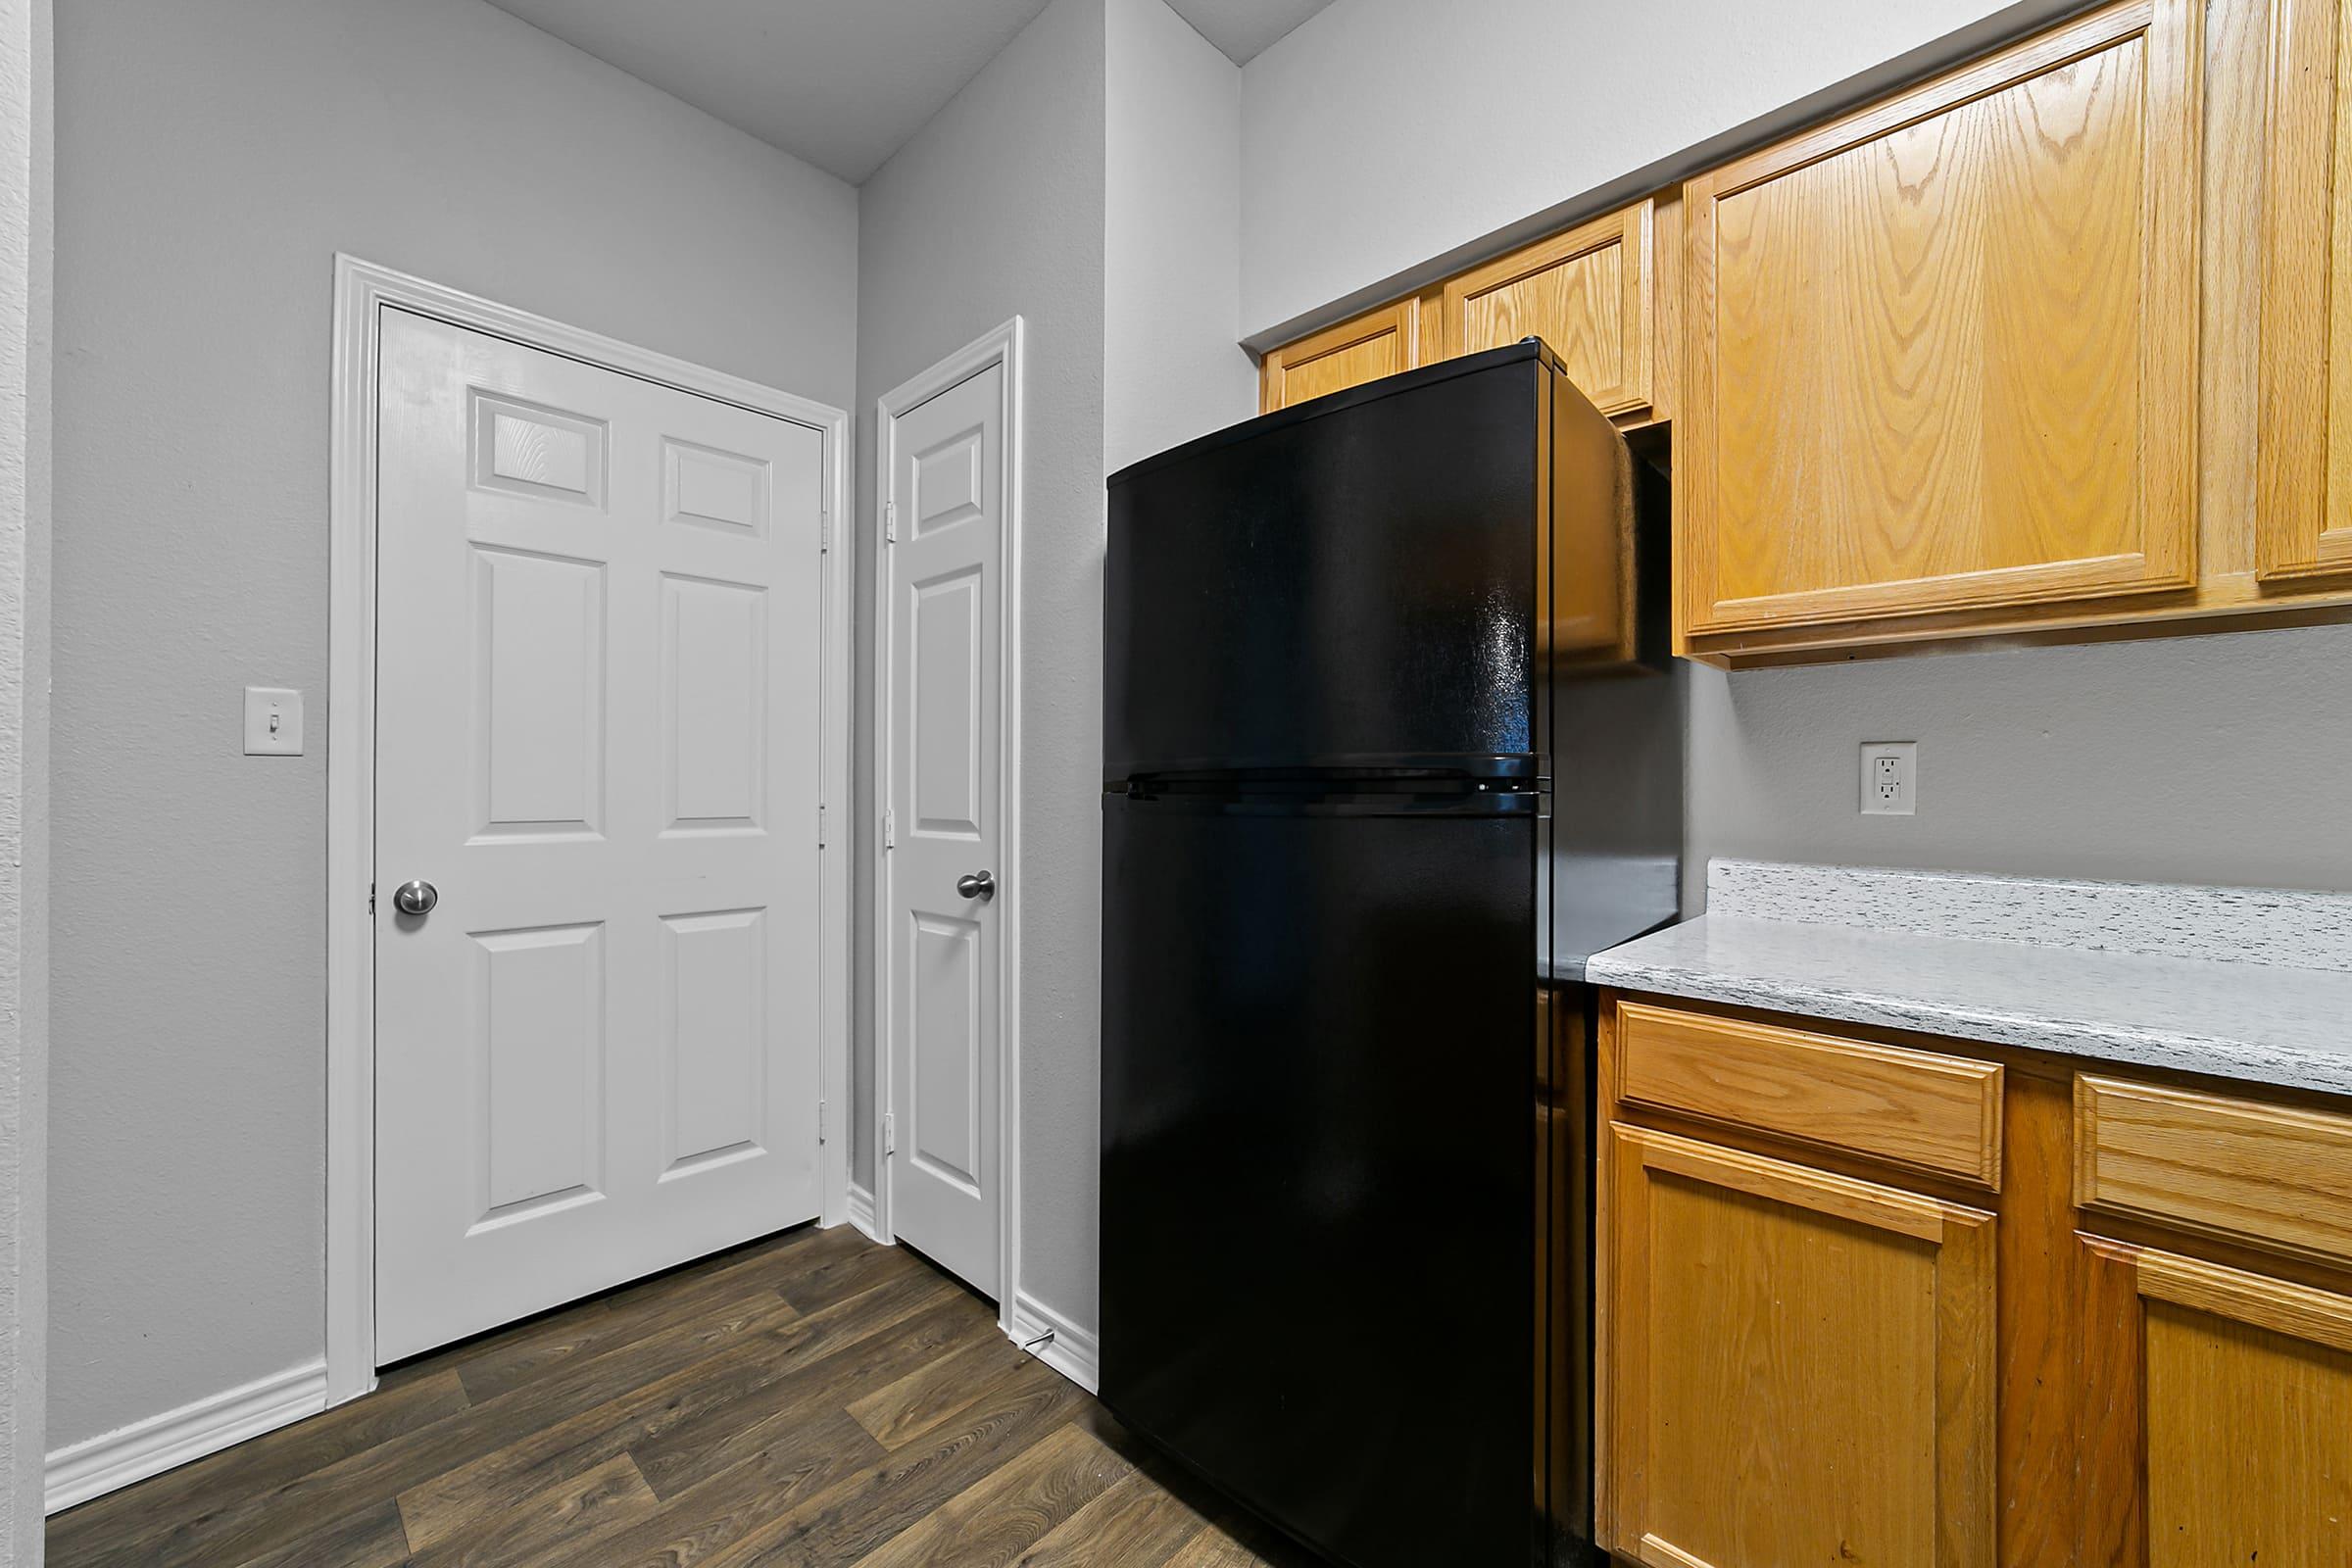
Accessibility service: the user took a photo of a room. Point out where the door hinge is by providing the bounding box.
[885,500,899,545]
[818,802,828,848]
[883,1112,897,1157]
[819,508,830,554]
[368,882,376,915]
[818,1098,828,1145]
[884,807,896,852]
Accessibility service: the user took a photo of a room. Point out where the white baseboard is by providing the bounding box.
[45,1357,329,1514]
[1004,1291,1099,1394]
[845,1181,883,1244]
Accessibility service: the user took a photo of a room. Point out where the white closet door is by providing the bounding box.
[373,309,825,1361]
[884,364,1005,1298]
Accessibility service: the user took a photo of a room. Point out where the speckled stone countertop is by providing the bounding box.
[1584,860,2352,1099]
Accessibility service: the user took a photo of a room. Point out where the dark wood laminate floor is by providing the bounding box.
[48,1223,1325,1568]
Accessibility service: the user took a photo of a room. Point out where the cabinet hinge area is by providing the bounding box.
[883,1112,897,1157]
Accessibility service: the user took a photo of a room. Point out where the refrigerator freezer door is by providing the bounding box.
[1105,357,1544,779]
[1099,792,1540,1568]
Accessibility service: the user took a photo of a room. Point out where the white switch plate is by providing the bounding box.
[1860,741,1917,815]
[244,687,304,757]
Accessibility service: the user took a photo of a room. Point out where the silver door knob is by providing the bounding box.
[392,879,439,917]
[956,870,996,903]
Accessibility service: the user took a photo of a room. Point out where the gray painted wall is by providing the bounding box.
[1687,626,2352,898]
[0,0,48,1548]
[1105,0,1254,476]
[50,0,857,1450]
[854,0,1108,1323]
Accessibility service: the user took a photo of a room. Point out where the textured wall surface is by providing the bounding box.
[853,0,1107,1323]
[0,0,47,1547]
[1106,0,1254,475]
[49,0,856,1451]
[1685,625,2352,903]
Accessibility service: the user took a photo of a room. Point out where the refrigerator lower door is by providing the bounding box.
[1100,792,1547,1568]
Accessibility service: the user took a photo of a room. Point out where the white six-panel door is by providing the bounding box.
[883,364,1005,1298]
[373,309,826,1361]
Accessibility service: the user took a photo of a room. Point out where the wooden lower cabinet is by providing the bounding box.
[1599,994,2352,1567]
[2081,1238,2352,1564]
[1601,1123,1996,1567]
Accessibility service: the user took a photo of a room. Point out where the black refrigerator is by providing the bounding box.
[1100,342,1682,1568]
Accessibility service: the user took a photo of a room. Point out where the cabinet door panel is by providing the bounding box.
[2259,0,2352,581]
[2081,1238,2352,1565]
[1680,0,2201,640]
[1445,201,1653,418]
[1258,299,1419,413]
[1604,1124,1996,1568]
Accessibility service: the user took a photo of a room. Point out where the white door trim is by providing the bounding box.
[326,256,855,1407]
[870,318,1025,1337]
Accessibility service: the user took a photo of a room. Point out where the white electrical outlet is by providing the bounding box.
[1859,741,1917,815]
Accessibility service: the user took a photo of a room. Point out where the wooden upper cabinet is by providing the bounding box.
[1678,0,2204,648]
[1258,298,1423,414]
[1603,1123,1996,1567]
[2259,0,2352,583]
[1443,200,1656,420]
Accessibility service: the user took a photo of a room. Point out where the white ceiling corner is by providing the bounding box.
[1162,0,1340,65]
[482,0,1056,183]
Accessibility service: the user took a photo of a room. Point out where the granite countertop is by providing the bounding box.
[1584,860,2352,1099]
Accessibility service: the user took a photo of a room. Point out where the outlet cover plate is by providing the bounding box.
[1860,741,1917,816]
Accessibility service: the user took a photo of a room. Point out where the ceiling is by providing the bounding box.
[1164,0,1337,65]
[483,0,1055,184]
[485,0,1340,185]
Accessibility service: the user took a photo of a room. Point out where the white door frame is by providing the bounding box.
[325,256,855,1406]
[869,318,1025,1339]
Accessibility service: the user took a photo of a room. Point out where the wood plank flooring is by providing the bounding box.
[48,1223,1325,1567]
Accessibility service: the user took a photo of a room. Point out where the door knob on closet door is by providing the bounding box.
[956,870,996,903]
[392,879,439,917]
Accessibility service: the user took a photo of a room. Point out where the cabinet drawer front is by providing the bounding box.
[1617,1002,2003,1187]
[2077,1073,2352,1266]
[1679,0,2201,640]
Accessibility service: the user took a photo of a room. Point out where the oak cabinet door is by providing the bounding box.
[1258,298,1421,413]
[2259,0,2352,582]
[1602,1124,1996,1568]
[1679,0,2202,644]
[1443,201,1655,420]
[2081,1240,2352,1565]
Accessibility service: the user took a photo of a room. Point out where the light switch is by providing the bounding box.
[244,687,304,757]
